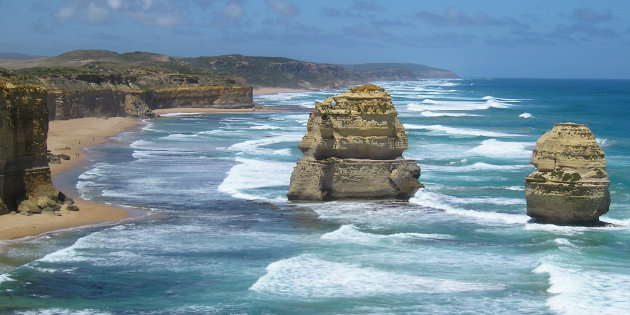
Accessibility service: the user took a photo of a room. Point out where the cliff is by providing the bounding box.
[287,84,422,201]
[344,63,460,79]
[525,123,610,225]
[0,52,254,120]
[0,77,74,215]
[1,50,460,94]
[179,55,459,89]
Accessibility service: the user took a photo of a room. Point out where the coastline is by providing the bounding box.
[0,117,145,241]
[0,88,309,241]
[253,87,312,95]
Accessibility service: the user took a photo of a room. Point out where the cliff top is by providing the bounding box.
[317,84,396,115]
[0,50,460,90]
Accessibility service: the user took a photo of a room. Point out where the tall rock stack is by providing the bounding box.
[525,123,610,224]
[0,78,73,215]
[287,84,422,201]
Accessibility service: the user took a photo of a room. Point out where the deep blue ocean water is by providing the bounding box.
[1,79,630,314]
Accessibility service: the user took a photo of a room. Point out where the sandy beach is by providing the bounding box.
[253,87,312,95]
[0,117,142,240]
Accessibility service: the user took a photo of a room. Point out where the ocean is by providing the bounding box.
[1,79,630,314]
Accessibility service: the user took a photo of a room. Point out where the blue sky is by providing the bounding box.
[1,0,629,78]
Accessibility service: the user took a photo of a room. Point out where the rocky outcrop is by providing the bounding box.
[0,78,74,215]
[525,123,610,224]
[288,84,422,201]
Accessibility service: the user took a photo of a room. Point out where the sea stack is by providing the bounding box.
[0,78,76,215]
[287,84,422,201]
[525,123,610,224]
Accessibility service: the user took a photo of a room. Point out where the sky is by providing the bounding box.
[0,0,629,78]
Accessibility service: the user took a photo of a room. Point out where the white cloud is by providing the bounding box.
[55,6,75,23]
[107,0,123,10]
[83,1,111,23]
[223,3,244,19]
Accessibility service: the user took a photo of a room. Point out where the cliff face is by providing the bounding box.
[140,86,253,110]
[1,55,255,120]
[0,79,70,215]
[525,123,610,224]
[297,84,408,160]
[288,84,422,201]
[47,85,253,120]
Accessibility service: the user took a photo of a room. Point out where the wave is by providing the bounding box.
[13,308,114,315]
[320,224,453,245]
[596,138,615,148]
[250,124,282,130]
[407,97,513,112]
[467,139,534,159]
[416,111,481,117]
[226,133,303,156]
[533,261,630,314]
[217,158,294,201]
[249,254,503,298]
[404,124,524,138]
[410,189,529,225]
[519,112,534,119]
[423,162,531,173]
[158,112,204,117]
[0,274,15,285]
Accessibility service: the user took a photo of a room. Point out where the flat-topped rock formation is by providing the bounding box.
[288,84,422,201]
[525,123,610,224]
[0,78,76,215]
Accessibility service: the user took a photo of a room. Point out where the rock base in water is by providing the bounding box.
[287,158,422,201]
[525,123,610,225]
[288,84,422,201]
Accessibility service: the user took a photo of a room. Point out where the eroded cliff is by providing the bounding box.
[1,55,254,120]
[0,78,73,215]
[525,123,610,224]
[288,84,422,201]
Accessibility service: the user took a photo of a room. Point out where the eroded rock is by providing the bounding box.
[525,123,610,224]
[1,78,78,215]
[288,84,422,201]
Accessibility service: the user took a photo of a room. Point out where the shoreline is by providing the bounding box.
[152,106,282,116]
[253,87,313,95]
[0,117,148,241]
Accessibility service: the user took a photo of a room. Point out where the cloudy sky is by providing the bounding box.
[1,0,629,78]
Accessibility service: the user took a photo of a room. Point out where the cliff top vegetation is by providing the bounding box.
[0,50,459,90]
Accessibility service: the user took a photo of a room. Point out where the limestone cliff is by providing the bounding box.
[288,84,422,201]
[1,54,254,120]
[47,85,253,120]
[0,78,73,215]
[525,123,610,224]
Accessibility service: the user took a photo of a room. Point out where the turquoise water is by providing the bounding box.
[1,79,630,314]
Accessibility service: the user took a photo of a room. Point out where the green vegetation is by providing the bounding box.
[0,49,459,89]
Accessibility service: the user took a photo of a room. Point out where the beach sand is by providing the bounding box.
[253,87,312,95]
[0,117,143,240]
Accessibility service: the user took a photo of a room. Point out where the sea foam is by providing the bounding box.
[217,158,294,201]
[534,261,630,315]
[467,139,534,159]
[249,254,502,298]
[320,224,453,245]
[404,124,523,138]
[410,190,529,225]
